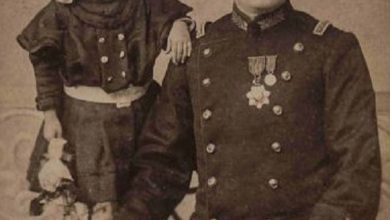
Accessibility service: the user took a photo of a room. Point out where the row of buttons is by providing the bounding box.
[258,42,305,193]
[98,33,127,83]
[206,176,279,190]
[100,52,126,63]
[201,70,291,90]
[205,141,280,155]
[257,42,303,194]
[201,104,282,122]
[98,33,125,43]
[255,41,304,195]
[202,42,304,58]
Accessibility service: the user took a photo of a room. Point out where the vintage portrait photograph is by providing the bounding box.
[0,0,389,219]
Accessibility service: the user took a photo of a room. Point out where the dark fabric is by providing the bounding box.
[118,6,381,220]
[17,0,191,111]
[26,81,160,204]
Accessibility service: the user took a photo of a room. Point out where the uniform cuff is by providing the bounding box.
[177,17,196,31]
[36,96,62,111]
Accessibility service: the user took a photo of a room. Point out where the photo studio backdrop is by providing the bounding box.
[0,0,389,219]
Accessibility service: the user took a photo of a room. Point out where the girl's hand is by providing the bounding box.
[43,110,62,141]
[166,20,192,65]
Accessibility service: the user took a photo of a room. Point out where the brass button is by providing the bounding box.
[121,71,126,78]
[202,78,211,87]
[98,37,105,43]
[119,51,126,58]
[207,177,217,187]
[206,143,216,154]
[107,76,113,82]
[293,42,305,52]
[273,105,283,116]
[203,48,212,57]
[100,56,109,64]
[268,179,279,189]
[118,33,125,41]
[202,109,212,120]
[281,71,292,81]
[271,142,282,153]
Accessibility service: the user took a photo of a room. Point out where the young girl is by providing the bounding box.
[17,0,193,217]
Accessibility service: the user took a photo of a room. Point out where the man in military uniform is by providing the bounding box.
[116,0,382,219]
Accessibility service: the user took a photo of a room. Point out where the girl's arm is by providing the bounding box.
[17,1,64,140]
[166,18,194,64]
[146,0,194,64]
[17,1,64,112]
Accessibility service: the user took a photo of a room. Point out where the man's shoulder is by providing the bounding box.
[292,10,359,53]
[195,13,237,43]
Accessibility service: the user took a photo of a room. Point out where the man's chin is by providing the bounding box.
[235,0,287,12]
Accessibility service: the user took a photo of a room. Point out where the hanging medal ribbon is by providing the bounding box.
[246,56,271,109]
[264,55,278,87]
[248,56,266,85]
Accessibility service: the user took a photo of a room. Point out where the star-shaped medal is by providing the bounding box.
[246,85,271,109]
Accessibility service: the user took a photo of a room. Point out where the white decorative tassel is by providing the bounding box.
[38,138,73,193]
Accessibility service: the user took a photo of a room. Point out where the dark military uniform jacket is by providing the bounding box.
[118,1,381,220]
[17,0,191,111]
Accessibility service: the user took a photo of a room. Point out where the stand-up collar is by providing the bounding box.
[232,1,293,33]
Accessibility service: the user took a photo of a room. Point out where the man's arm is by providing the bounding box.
[310,33,381,220]
[115,62,196,220]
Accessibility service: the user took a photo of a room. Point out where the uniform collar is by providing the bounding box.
[232,1,293,33]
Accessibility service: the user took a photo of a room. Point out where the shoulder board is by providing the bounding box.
[313,20,331,36]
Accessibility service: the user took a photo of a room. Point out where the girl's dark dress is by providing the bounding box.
[17,0,191,204]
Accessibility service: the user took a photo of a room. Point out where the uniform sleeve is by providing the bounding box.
[17,1,64,111]
[310,34,381,220]
[145,0,192,49]
[115,63,196,220]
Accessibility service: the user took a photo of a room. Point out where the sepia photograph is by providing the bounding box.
[0,0,389,219]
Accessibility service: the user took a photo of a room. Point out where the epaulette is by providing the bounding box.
[313,20,331,36]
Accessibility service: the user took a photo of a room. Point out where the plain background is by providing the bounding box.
[0,0,389,219]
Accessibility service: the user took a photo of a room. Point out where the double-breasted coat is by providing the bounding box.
[117,1,381,220]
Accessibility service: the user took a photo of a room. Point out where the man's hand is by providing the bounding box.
[166,20,192,65]
[43,110,62,141]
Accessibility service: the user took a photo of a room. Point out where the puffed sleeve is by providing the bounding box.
[310,33,381,220]
[146,0,192,49]
[115,62,196,220]
[17,0,64,111]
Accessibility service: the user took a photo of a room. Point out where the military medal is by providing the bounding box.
[248,56,266,85]
[264,55,278,87]
[246,56,271,109]
[246,85,271,109]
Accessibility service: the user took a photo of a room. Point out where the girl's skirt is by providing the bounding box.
[27,81,160,204]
